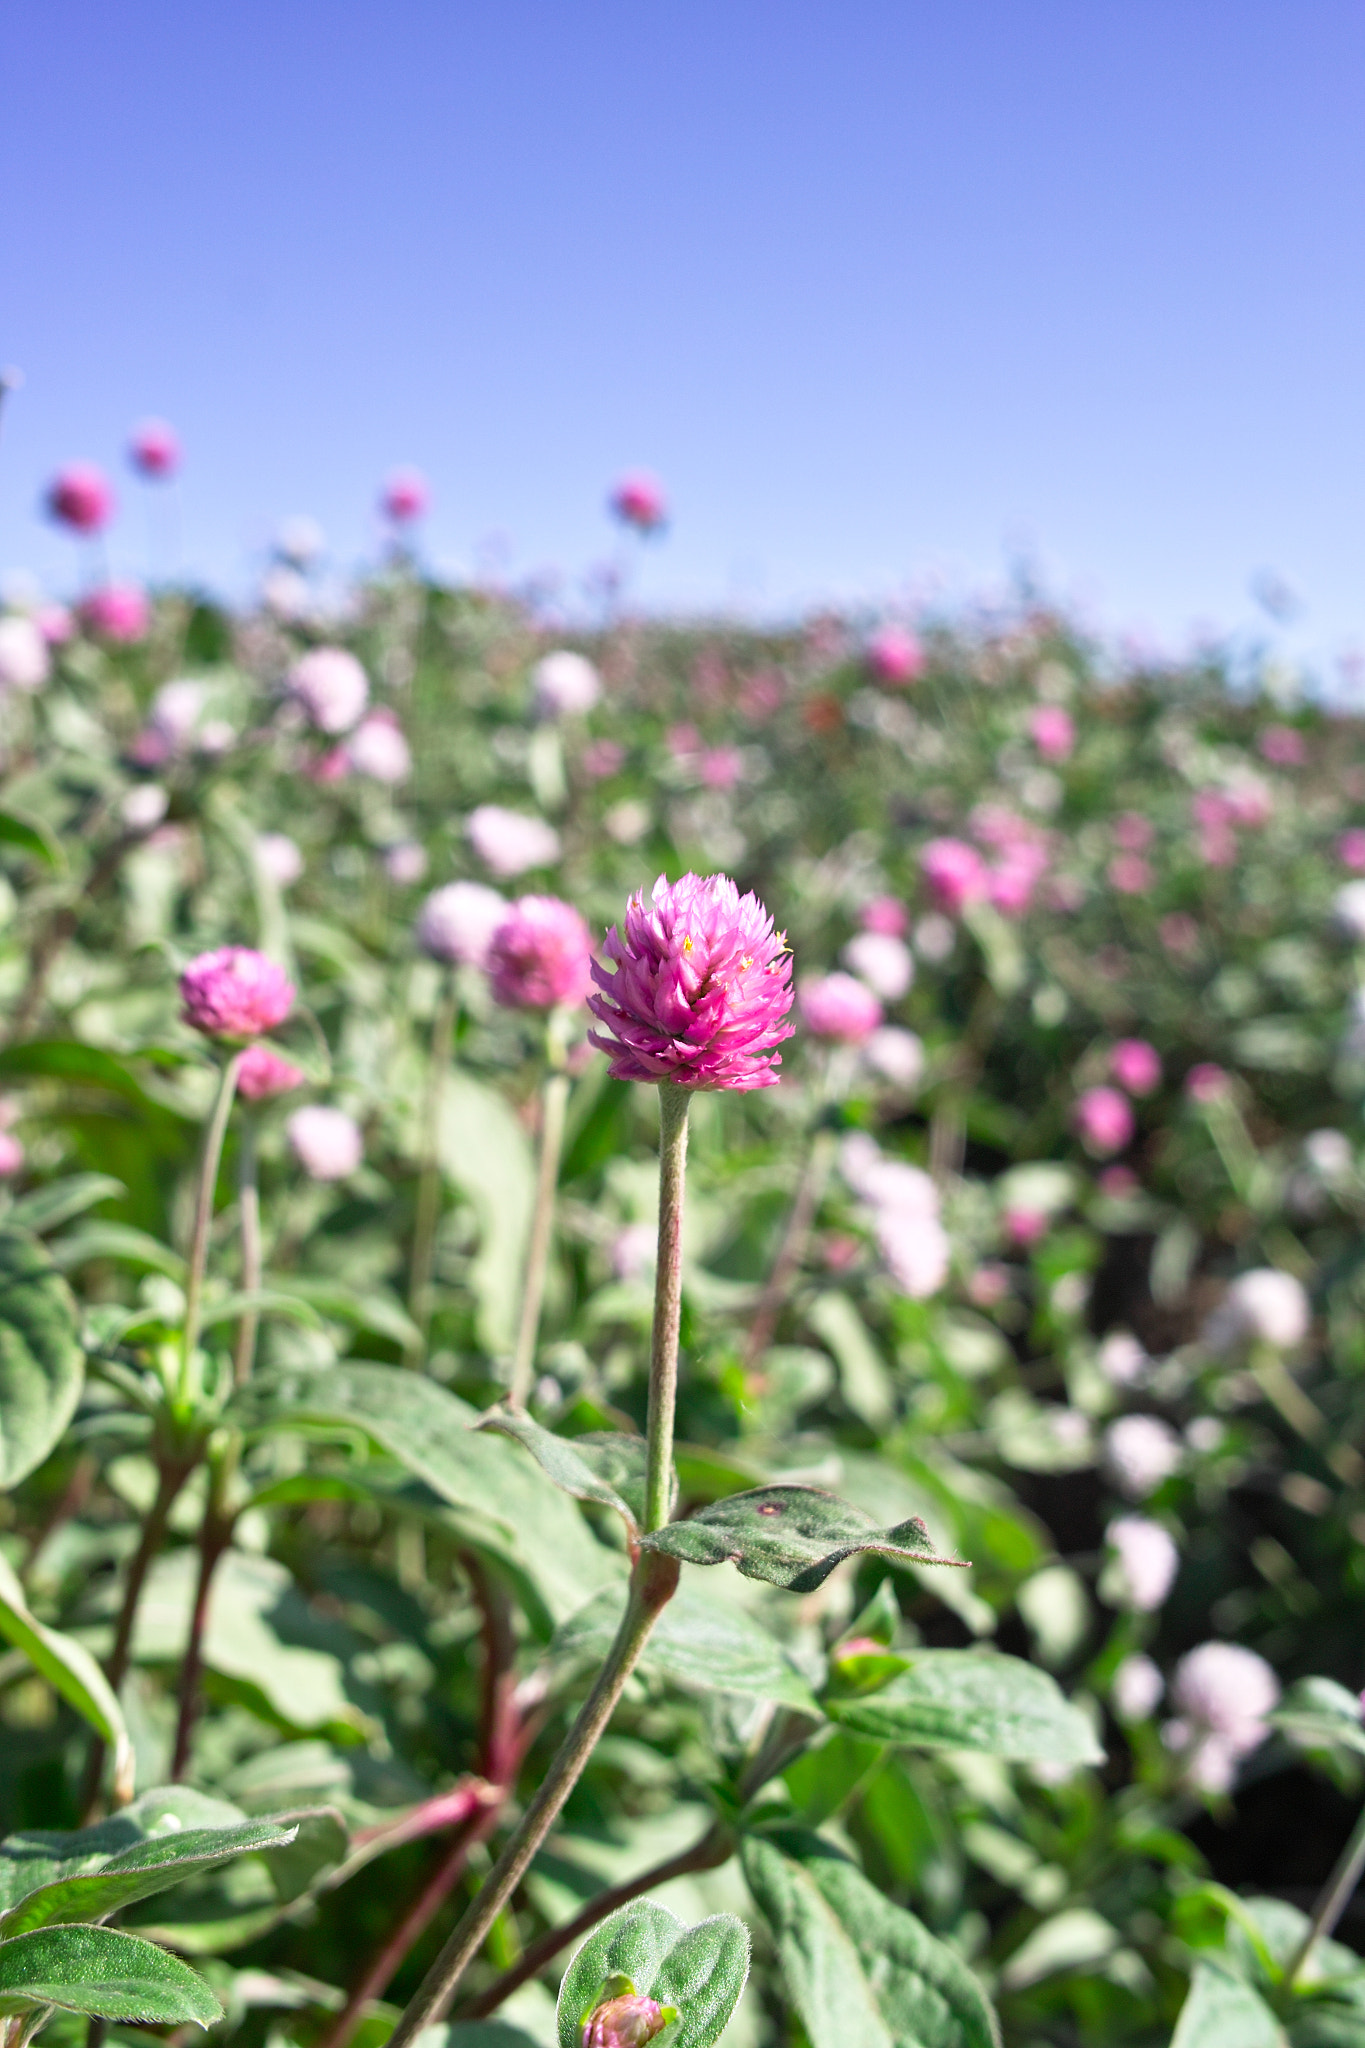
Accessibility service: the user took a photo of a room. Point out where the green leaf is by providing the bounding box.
[557,1902,749,2048]
[476,1408,651,1529]
[0,1041,189,1115]
[824,1650,1103,1765]
[439,1072,535,1354]
[553,1579,821,1715]
[5,1176,124,1235]
[0,1552,132,1798]
[743,1832,1000,2048]
[0,1226,85,1489]
[0,1813,300,1937]
[440,2029,545,2048]
[1270,1677,1365,1759]
[0,809,62,869]
[48,1223,186,1281]
[128,1806,350,1953]
[639,1486,964,1593]
[1170,1960,1284,2048]
[196,1290,325,1334]
[805,1292,894,1431]
[264,1276,421,1353]
[0,1923,221,2025]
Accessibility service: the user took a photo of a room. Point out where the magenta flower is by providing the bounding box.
[609,471,667,533]
[488,896,595,1011]
[128,418,181,479]
[580,1990,677,2048]
[1030,704,1075,761]
[798,971,883,1044]
[588,872,794,1090]
[1186,1062,1230,1104]
[381,467,429,523]
[1111,1038,1163,1096]
[1339,829,1365,872]
[81,584,149,643]
[1113,811,1154,852]
[1259,724,1305,768]
[860,894,907,936]
[866,625,924,687]
[47,462,114,534]
[1074,1085,1134,1157]
[180,947,295,1040]
[920,838,988,916]
[0,1131,24,1178]
[237,1044,306,1101]
[1108,852,1152,896]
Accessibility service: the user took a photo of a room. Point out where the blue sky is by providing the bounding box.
[1,2,1361,670]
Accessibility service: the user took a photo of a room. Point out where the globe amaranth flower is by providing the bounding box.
[1104,1413,1181,1499]
[842,930,913,1000]
[381,467,429,522]
[181,947,295,1040]
[863,1024,924,1090]
[287,647,369,734]
[287,1105,364,1181]
[860,894,908,936]
[920,838,988,916]
[237,1044,305,1101]
[81,585,149,643]
[346,708,411,783]
[1106,1515,1179,1612]
[798,971,883,1044]
[256,832,304,887]
[1030,704,1075,761]
[488,896,594,1011]
[1074,1086,1134,1157]
[533,649,601,717]
[609,472,667,533]
[588,872,793,1090]
[1167,1640,1280,1792]
[0,614,50,692]
[47,462,114,534]
[1112,1653,1164,1723]
[417,881,506,969]
[1110,1039,1162,1097]
[467,804,561,878]
[129,418,180,479]
[1205,1267,1310,1352]
[865,624,923,687]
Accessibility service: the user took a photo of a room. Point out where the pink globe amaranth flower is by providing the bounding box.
[468,804,560,878]
[1098,1164,1139,1198]
[1111,1038,1162,1097]
[81,584,149,643]
[347,708,411,783]
[866,625,924,687]
[1030,704,1074,761]
[47,462,114,534]
[609,472,667,533]
[860,894,907,936]
[588,872,794,1091]
[1074,1085,1134,1157]
[236,1044,305,1101]
[0,1131,24,1178]
[920,838,988,916]
[1108,852,1152,896]
[798,971,883,1044]
[1339,829,1365,871]
[1173,1641,1279,1754]
[287,647,369,734]
[255,832,304,887]
[128,418,180,479]
[666,722,700,760]
[1186,1062,1229,1104]
[1259,724,1305,768]
[0,615,50,692]
[37,603,74,645]
[1113,811,1154,853]
[1004,1207,1048,1248]
[534,650,601,718]
[700,745,743,790]
[287,1104,363,1182]
[1160,912,1201,957]
[582,738,625,780]
[487,895,595,1011]
[1113,1652,1165,1722]
[843,930,913,1000]
[381,467,429,522]
[180,947,295,1040]
[989,846,1048,917]
[1105,1413,1182,1498]
[384,840,428,885]
[417,881,506,968]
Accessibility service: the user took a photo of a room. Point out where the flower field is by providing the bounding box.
[0,467,1364,2048]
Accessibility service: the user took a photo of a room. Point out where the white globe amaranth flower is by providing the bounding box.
[384,840,428,885]
[862,1025,925,1091]
[286,1105,364,1182]
[347,710,411,783]
[276,514,325,566]
[1112,1653,1164,1722]
[533,649,601,718]
[149,678,207,749]
[913,913,955,962]
[1104,1413,1182,1499]
[287,647,369,734]
[121,784,169,832]
[1097,1330,1148,1387]
[842,930,914,1001]
[1106,1515,1179,1612]
[1304,1128,1353,1182]
[1167,1640,1280,1790]
[840,1133,948,1299]
[467,804,560,878]
[0,613,50,691]
[1206,1267,1310,1351]
[416,880,506,968]
[255,833,304,887]
[875,1207,951,1299]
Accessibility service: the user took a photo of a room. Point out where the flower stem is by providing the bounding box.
[382,1547,680,2048]
[508,1067,570,1408]
[233,1113,261,1386]
[644,1084,690,1532]
[169,1443,236,1780]
[1286,1798,1365,1990]
[408,979,457,1353]
[180,1050,244,1398]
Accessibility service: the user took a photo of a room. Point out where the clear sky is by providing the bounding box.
[1,2,1361,671]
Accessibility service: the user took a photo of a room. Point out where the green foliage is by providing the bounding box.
[639,1485,963,1591]
[824,1650,1103,1764]
[557,1904,749,2048]
[0,1228,84,1489]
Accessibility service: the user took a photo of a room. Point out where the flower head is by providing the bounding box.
[843,930,913,1000]
[1169,1640,1279,1789]
[381,468,429,522]
[237,1044,305,1101]
[866,625,924,687]
[1074,1085,1134,1157]
[47,462,114,534]
[1112,1653,1164,1722]
[863,1025,924,1090]
[533,649,601,718]
[287,647,369,734]
[347,708,411,783]
[468,804,560,878]
[580,1984,677,2048]
[1206,1267,1310,1351]
[287,1104,363,1181]
[417,881,506,968]
[1338,829,1365,872]
[799,971,883,1044]
[488,896,595,1011]
[860,895,907,936]
[256,833,304,887]
[0,615,50,692]
[1111,1039,1162,1097]
[1106,1515,1179,1611]
[609,472,667,533]
[920,838,988,916]
[1030,705,1075,760]
[81,584,149,643]
[587,872,793,1090]
[1105,1413,1181,1499]
[129,418,180,479]
[180,947,295,1040]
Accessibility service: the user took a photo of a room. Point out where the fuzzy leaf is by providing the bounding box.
[0,1923,220,2025]
[476,1409,651,1529]
[0,1816,299,1937]
[1169,1960,1283,2048]
[553,1579,821,1715]
[557,1902,749,2048]
[824,1650,1103,1765]
[0,1552,132,1799]
[0,1226,85,1489]
[639,1485,964,1592]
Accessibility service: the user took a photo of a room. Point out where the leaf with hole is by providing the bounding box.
[638,1485,964,1592]
[0,1923,221,2025]
[0,1552,133,1802]
[0,1226,85,1490]
[557,1902,749,2048]
[824,1650,1103,1765]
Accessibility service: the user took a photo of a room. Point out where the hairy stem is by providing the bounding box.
[743,1125,836,1368]
[1286,1798,1365,1990]
[233,1114,262,1386]
[169,1446,236,1780]
[408,980,457,1352]
[645,1084,691,1532]
[180,1050,244,1397]
[384,1549,680,2048]
[508,1068,570,1408]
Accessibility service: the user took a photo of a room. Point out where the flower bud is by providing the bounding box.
[579,1977,677,2048]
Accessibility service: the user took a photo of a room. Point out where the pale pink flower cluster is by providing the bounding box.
[1029,704,1075,761]
[256,833,304,887]
[587,872,793,1090]
[860,895,908,936]
[862,1025,924,1090]
[380,468,429,522]
[287,648,369,734]
[416,881,506,969]
[798,972,883,1044]
[841,1132,949,1298]
[488,896,594,1011]
[1165,1641,1280,1792]
[533,650,601,718]
[287,1104,363,1181]
[0,615,50,692]
[467,805,560,878]
[1192,778,1272,866]
[1105,1413,1181,1498]
[1185,1061,1228,1103]
[1338,828,1365,872]
[1106,1515,1179,1611]
[180,947,295,1040]
[1205,1267,1310,1352]
[920,838,988,916]
[1112,1653,1164,1722]
[1258,724,1305,767]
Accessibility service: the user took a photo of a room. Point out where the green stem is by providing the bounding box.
[408,980,457,1352]
[180,1050,244,1398]
[233,1115,261,1386]
[644,1084,691,1532]
[382,1548,680,2048]
[1286,1798,1365,1990]
[508,1067,570,1408]
[169,1443,236,1780]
